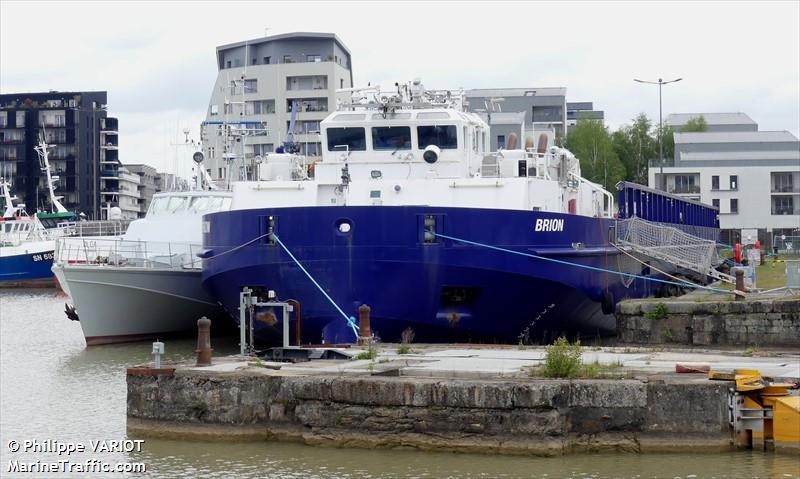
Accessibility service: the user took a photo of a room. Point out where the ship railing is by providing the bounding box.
[524,150,551,179]
[54,237,204,271]
[56,220,132,238]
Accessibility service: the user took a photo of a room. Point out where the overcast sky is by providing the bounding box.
[2,1,798,178]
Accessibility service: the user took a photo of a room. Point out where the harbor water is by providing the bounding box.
[1,289,799,478]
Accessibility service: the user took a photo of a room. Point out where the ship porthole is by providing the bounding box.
[335,218,353,235]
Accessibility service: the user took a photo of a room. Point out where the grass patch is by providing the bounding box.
[541,337,582,378]
[645,303,668,321]
[397,344,412,355]
[580,360,631,379]
[718,261,790,291]
[742,346,757,357]
[353,348,377,361]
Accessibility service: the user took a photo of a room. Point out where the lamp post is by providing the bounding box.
[634,77,682,190]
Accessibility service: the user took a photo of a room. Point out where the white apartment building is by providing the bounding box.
[649,113,800,248]
[201,32,353,181]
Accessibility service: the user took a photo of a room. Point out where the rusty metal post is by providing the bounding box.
[735,269,745,300]
[358,304,371,345]
[287,299,301,346]
[196,316,213,366]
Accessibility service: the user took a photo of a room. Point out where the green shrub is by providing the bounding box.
[542,337,582,378]
[397,344,412,355]
[645,303,668,321]
[353,348,376,361]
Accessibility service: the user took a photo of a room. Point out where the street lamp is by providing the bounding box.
[634,77,682,190]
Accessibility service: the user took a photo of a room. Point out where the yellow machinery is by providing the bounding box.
[712,368,800,452]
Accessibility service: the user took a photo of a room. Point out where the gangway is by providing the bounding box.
[615,216,736,285]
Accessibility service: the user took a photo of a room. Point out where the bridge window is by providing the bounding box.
[372,126,411,151]
[417,125,457,149]
[327,127,366,152]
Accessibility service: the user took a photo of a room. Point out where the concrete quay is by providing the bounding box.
[126,345,800,455]
[616,296,800,347]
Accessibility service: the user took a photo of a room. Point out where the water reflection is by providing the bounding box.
[1,290,799,478]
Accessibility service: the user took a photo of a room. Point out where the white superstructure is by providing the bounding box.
[229,80,614,219]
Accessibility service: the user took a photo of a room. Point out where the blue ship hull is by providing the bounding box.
[0,250,55,286]
[202,206,661,345]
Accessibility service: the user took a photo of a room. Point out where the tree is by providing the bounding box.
[681,115,707,132]
[612,113,657,184]
[565,119,626,191]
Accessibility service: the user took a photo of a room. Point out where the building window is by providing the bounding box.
[245,100,275,115]
[224,103,233,115]
[283,55,293,63]
[497,135,506,149]
[0,111,7,128]
[340,79,344,89]
[244,79,257,93]
[730,198,738,214]
[304,142,321,156]
[252,57,257,65]
[210,105,219,116]
[673,175,698,194]
[218,167,226,179]
[286,75,328,91]
[289,98,327,113]
[712,199,720,209]
[226,60,231,68]
[532,106,563,122]
[772,196,795,215]
[711,175,719,190]
[307,54,321,63]
[253,143,274,155]
[264,56,271,64]
[772,172,795,193]
[15,111,25,127]
[729,175,738,190]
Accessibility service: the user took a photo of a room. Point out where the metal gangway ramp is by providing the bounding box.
[615,216,735,285]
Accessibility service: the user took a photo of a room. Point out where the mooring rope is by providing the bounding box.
[271,232,360,338]
[431,231,733,295]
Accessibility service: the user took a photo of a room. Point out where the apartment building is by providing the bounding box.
[649,113,800,247]
[0,91,119,218]
[201,32,353,181]
[465,88,604,147]
[125,163,158,217]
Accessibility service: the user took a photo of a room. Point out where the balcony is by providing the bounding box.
[668,185,701,195]
[771,185,799,194]
[772,208,799,215]
[100,169,119,178]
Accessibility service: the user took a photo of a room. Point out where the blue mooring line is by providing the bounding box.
[431,231,733,295]
[271,233,360,339]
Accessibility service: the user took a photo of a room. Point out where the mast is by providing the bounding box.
[34,129,68,214]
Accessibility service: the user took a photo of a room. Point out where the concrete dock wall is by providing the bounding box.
[616,298,800,346]
[127,370,731,454]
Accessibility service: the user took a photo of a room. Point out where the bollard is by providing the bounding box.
[196,316,213,366]
[358,304,371,345]
[735,269,745,300]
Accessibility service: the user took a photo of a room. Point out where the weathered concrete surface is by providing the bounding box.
[616,298,800,346]
[127,369,732,455]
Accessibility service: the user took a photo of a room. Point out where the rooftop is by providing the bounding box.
[217,31,351,55]
[477,111,526,125]
[465,87,567,98]
[674,130,799,144]
[679,150,800,162]
[667,112,756,127]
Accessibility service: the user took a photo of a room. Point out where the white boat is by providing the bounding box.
[53,189,233,345]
